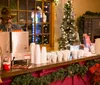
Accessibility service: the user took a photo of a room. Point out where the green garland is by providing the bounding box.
[11,68,66,85]
[83,11,100,16]
[11,60,100,85]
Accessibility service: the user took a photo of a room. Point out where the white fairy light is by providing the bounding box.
[54,0,59,5]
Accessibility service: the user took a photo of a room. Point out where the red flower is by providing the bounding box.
[95,63,100,68]
[89,63,100,74]
[89,66,97,73]
[94,76,100,82]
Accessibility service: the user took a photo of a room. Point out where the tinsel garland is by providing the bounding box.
[11,60,100,85]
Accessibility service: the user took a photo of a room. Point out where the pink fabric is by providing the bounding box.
[50,77,73,85]
[61,77,73,85]
[73,74,92,85]
[0,77,12,85]
[32,72,39,77]
[74,75,86,85]
[79,61,86,65]
[40,67,62,77]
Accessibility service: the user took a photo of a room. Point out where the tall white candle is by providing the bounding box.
[95,38,100,55]
[41,46,47,64]
[30,43,35,64]
[51,52,57,63]
[56,51,63,62]
[63,50,70,61]
[77,50,84,58]
[72,51,78,59]
[35,44,41,64]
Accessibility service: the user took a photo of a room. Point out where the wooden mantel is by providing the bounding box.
[1,55,100,79]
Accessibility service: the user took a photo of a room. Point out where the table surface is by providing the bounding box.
[1,54,100,78]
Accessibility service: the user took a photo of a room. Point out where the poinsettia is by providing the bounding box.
[89,63,100,85]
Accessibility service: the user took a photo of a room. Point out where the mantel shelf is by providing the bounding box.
[1,55,100,78]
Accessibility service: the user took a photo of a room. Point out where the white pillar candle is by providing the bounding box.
[34,44,41,64]
[41,46,47,64]
[72,51,78,59]
[63,50,70,61]
[84,47,89,53]
[51,52,57,63]
[77,50,84,58]
[90,44,95,54]
[47,52,52,63]
[56,51,63,62]
[30,43,35,64]
[83,47,90,57]
[95,38,100,55]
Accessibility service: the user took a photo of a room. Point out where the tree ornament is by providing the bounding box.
[63,15,65,18]
[54,0,59,5]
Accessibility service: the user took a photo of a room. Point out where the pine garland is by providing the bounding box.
[11,60,100,85]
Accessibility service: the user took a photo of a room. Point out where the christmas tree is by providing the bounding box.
[58,0,78,50]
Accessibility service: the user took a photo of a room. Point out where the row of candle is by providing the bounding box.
[30,43,96,64]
